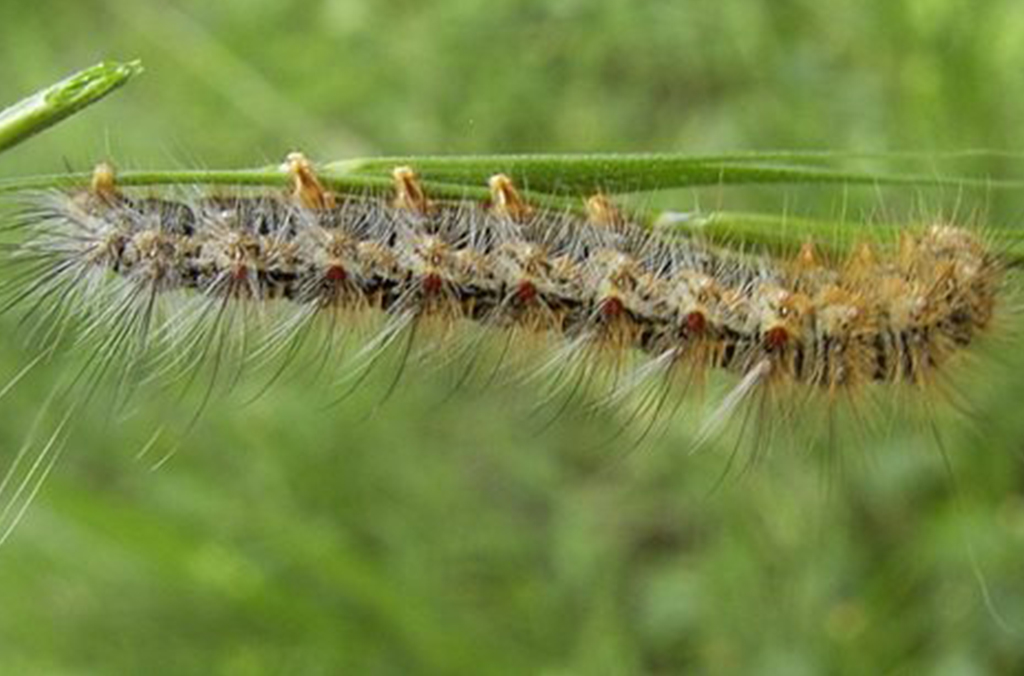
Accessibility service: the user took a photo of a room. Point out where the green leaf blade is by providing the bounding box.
[0,60,143,156]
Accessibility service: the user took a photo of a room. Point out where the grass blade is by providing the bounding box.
[0,60,143,156]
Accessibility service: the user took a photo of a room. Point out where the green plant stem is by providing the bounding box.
[654,210,1024,266]
[329,154,1024,195]
[7,152,1023,198]
[0,167,585,213]
[0,60,142,156]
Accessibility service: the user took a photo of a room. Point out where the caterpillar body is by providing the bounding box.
[0,153,1004,445]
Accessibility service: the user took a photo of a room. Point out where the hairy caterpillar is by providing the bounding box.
[0,152,1004,450]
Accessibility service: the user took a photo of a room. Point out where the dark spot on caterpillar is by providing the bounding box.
[794,342,806,381]
[873,332,889,380]
[600,296,625,319]
[325,265,347,283]
[515,280,537,303]
[685,311,706,334]
[765,326,789,350]
[946,309,974,346]
[422,272,443,295]
[899,331,916,380]
[639,326,661,351]
[720,338,738,369]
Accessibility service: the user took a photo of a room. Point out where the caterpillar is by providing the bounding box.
[0,152,1004,450]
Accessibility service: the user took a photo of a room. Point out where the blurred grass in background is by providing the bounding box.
[1,0,1024,673]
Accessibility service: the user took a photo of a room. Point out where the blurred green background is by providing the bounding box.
[2,0,1024,673]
